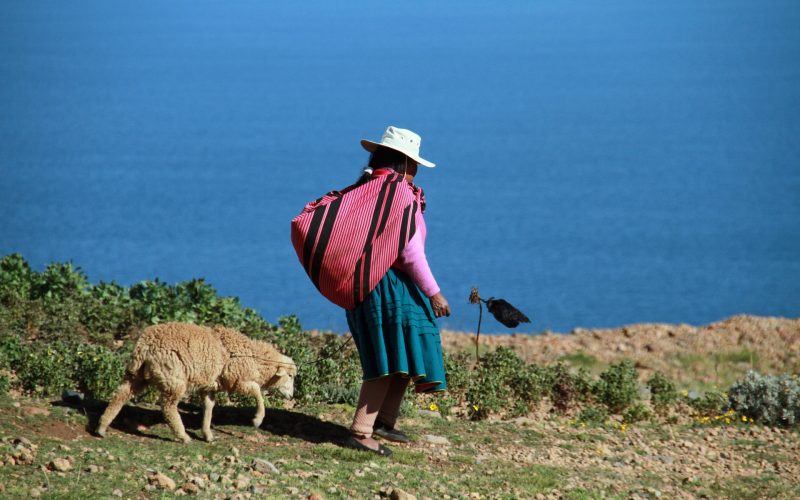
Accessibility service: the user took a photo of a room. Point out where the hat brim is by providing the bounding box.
[360,139,436,168]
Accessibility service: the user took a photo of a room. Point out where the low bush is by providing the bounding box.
[577,405,608,425]
[594,361,639,413]
[687,390,729,416]
[647,371,678,415]
[549,363,594,413]
[623,402,652,424]
[728,371,800,427]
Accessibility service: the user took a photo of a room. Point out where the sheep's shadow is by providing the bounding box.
[57,398,351,446]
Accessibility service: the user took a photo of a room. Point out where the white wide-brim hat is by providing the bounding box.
[360,125,435,168]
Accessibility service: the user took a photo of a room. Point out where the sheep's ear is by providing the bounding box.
[276,366,287,377]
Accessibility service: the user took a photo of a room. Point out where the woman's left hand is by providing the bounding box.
[429,292,451,318]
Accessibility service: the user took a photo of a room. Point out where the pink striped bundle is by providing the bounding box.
[291,170,423,310]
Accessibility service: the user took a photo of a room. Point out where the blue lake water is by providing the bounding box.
[1,1,799,333]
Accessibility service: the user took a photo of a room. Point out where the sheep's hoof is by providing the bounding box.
[203,432,214,443]
[252,417,264,428]
[177,435,191,444]
[94,427,106,438]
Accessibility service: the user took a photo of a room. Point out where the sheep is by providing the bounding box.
[95,322,296,443]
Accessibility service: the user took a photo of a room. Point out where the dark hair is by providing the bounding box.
[355,146,412,185]
[367,146,409,171]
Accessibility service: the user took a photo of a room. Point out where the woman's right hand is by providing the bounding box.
[429,292,451,318]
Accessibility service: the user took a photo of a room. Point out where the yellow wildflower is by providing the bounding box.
[472,404,479,412]
[429,403,439,412]
[741,415,748,423]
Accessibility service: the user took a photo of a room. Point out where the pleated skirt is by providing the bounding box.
[346,268,447,393]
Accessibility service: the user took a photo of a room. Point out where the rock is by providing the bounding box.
[112,489,123,497]
[231,446,240,457]
[251,485,268,495]
[654,455,674,465]
[417,409,442,419]
[13,437,32,447]
[189,476,206,489]
[720,451,731,460]
[85,464,102,473]
[182,482,200,495]
[30,487,42,498]
[148,472,177,491]
[288,487,300,495]
[421,434,450,445]
[391,488,417,500]
[252,458,280,474]
[210,473,221,483]
[48,458,72,472]
[233,474,251,490]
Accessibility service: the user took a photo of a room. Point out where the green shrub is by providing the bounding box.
[442,351,471,397]
[80,282,137,344]
[623,402,652,423]
[0,373,9,396]
[30,261,89,302]
[687,390,729,416]
[549,363,594,413]
[594,361,639,413]
[647,371,678,415]
[577,405,608,425]
[14,341,79,396]
[0,253,33,304]
[728,371,800,427]
[74,343,127,401]
[0,333,22,370]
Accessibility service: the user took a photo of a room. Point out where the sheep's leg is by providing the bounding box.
[240,381,266,428]
[161,384,191,443]
[95,378,144,437]
[201,391,216,442]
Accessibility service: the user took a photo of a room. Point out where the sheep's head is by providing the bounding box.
[268,354,297,399]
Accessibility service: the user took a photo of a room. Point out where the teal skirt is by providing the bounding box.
[346,268,447,393]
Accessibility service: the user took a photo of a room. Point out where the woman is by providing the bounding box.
[290,125,450,457]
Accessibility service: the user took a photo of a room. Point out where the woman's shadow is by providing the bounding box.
[60,397,352,445]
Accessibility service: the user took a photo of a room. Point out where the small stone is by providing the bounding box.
[288,487,300,495]
[252,458,280,474]
[390,488,417,500]
[49,458,72,472]
[210,473,221,483]
[233,474,251,490]
[421,434,450,445]
[189,476,206,489]
[112,489,122,497]
[182,482,200,495]
[30,487,42,498]
[720,451,731,460]
[149,471,177,490]
[13,437,32,447]
[231,446,240,457]
[251,485,267,495]
[85,464,102,473]
[417,409,442,419]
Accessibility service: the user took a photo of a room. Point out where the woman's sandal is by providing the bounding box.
[345,435,393,457]
[372,421,410,443]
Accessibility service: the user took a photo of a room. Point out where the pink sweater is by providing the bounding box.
[393,210,440,297]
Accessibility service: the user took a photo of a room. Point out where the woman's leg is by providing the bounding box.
[377,374,410,429]
[350,376,392,448]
